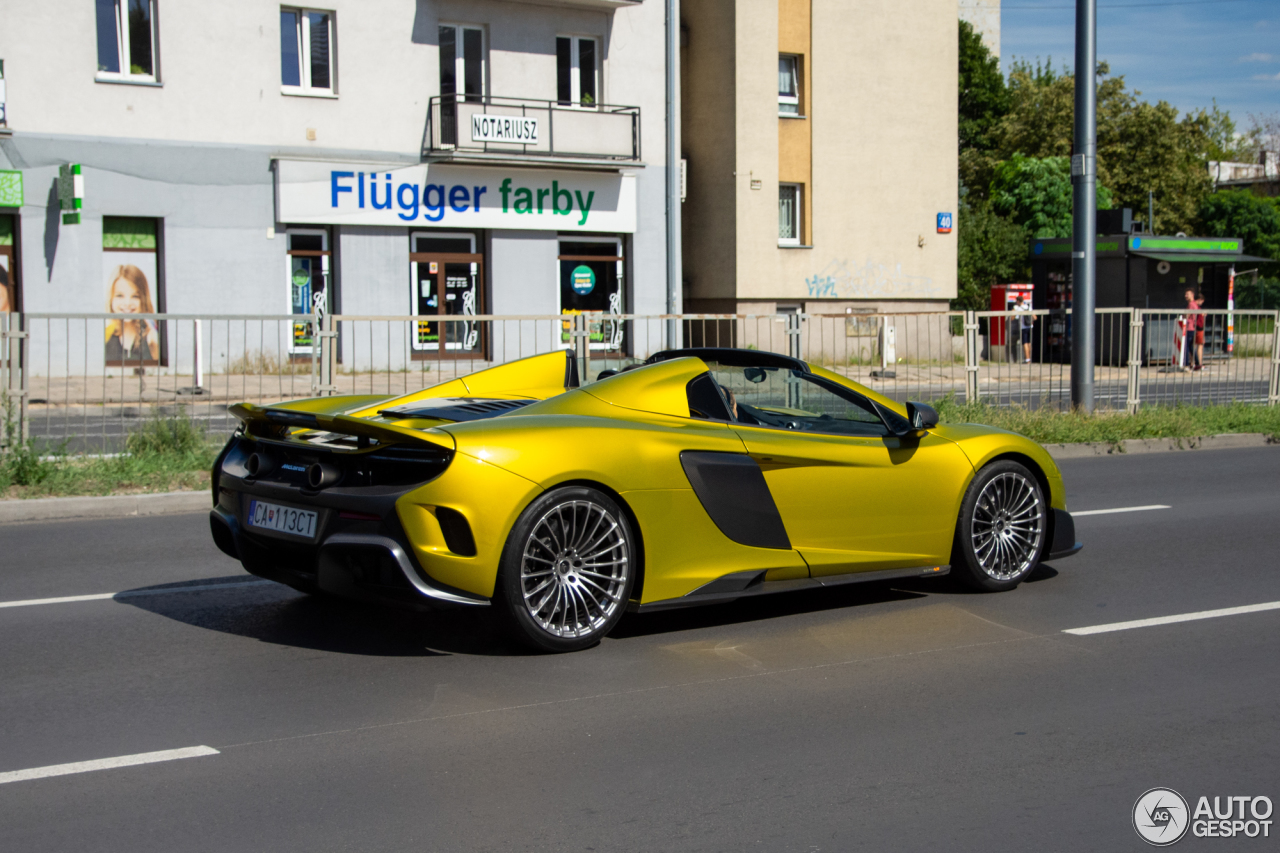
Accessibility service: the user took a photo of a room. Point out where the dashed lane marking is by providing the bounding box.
[1072,505,1171,517]
[0,746,219,785]
[1063,601,1280,636]
[0,579,275,610]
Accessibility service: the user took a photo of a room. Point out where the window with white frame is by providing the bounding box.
[281,8,335,95]
[95,0,158,82]
[557,37,599,106]
[779,184,802,245]
[778,54,800,116]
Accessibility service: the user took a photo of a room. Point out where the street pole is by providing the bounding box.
[1070,0,1097,412]
[664,0,682,349]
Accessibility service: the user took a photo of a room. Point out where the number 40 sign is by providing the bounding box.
[937,212,953,234]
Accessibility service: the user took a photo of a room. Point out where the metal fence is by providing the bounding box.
[2,308,1277,453]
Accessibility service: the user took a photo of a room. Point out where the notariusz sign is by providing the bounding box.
[471,114,539,144]
[275,160,636,232]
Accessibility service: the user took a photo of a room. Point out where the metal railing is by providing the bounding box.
[3,308,1277,453]
[422,95,641,163]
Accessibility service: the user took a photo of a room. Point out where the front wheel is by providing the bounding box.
[951,461,1047,592]
[495,486,636,652]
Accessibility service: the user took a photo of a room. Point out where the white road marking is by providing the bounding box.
[0,746,219,785]
[1072,504,1171,517]
[0,579,275,610]
[1064,601,1280,636]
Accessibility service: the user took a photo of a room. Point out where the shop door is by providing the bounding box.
[411,253,485,359]
[558,239,624,355]
[286,230,331,355]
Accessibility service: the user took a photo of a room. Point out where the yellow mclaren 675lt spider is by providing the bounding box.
[210,347,1081,651]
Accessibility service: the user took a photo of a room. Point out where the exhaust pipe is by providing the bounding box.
[307,462,341,490]
[246,453,273,478]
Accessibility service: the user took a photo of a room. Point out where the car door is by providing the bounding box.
[710,364,971,576]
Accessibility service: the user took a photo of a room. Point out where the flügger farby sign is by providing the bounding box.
[274,160,636,232]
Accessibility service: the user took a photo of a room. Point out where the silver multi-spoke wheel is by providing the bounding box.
[970,471,1044,581]
[519,498,630,640]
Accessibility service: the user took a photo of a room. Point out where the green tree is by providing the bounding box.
[1197,190,1280,260]
[954,196,1029,310]
[1199,101,1260,163]
[989,154,1113,238]
[959,20,1008,153]
[958,21,1009,197]
[988,60,1212,234]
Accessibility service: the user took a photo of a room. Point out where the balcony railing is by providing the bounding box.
[423,95,641,165]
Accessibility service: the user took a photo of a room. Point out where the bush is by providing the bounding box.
[125,409,210,457]
[0,439,56,488]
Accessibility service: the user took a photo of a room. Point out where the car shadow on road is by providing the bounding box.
[114,576,526,657]
[116,564,1059,656]
[890,562,1059,596]
[611,582,928,640]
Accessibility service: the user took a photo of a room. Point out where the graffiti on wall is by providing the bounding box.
[804,258,939,300]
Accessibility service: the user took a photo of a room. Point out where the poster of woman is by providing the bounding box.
[0,259,12,313]
[104,261,161,365]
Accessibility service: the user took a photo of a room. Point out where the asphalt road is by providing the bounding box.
[1,448,1277,851]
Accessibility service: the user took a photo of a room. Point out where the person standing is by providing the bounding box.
[1182,288,1199,371]
[1015,294,1034,363]
[1194,291,1206,371]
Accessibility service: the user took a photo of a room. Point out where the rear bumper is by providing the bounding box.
[210,505,488,609]
[1045,508,1083,561]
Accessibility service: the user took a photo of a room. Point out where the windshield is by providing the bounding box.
[700,363,893,438]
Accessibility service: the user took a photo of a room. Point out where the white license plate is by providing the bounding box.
[247,500,318,539]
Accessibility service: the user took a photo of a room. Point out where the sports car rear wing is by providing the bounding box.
[229,403,456,452]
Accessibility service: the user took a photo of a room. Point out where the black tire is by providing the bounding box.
[494,486,636,653]
[951,460,1047,592]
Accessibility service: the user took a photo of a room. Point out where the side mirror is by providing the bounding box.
[905,402,939,431]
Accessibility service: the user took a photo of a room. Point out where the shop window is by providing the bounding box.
[0,215,16,313]
[439,24,485,145]
[559,238,624,353]
[410,232,484,359]
[779,183,801,246]
[778,54,800,116]
[557,37,599,107]
[96,0,159,83]
[286,229,330,353]
[281,8,335,95]
[103,217,164,367]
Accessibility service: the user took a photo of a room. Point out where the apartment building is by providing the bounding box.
[0,0,669,362]
[681,0,959,317]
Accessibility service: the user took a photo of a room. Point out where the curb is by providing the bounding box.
[1045,432,1276,460]
[0,491,210,525]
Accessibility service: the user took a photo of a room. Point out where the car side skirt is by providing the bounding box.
[629,564,950,613]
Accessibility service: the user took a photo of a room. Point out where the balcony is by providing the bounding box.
[422,96,641,169]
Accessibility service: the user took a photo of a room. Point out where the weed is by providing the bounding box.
[224,350,308,375]
[125,409,209,457]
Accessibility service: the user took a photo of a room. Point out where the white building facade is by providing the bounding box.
[0,0,668,364]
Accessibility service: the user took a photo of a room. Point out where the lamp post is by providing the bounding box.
[664,0,682,349]
[1070,0,1097,412]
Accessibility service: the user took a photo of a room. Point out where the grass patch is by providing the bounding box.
[1,408,220,500]
[933,396,1280,446]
